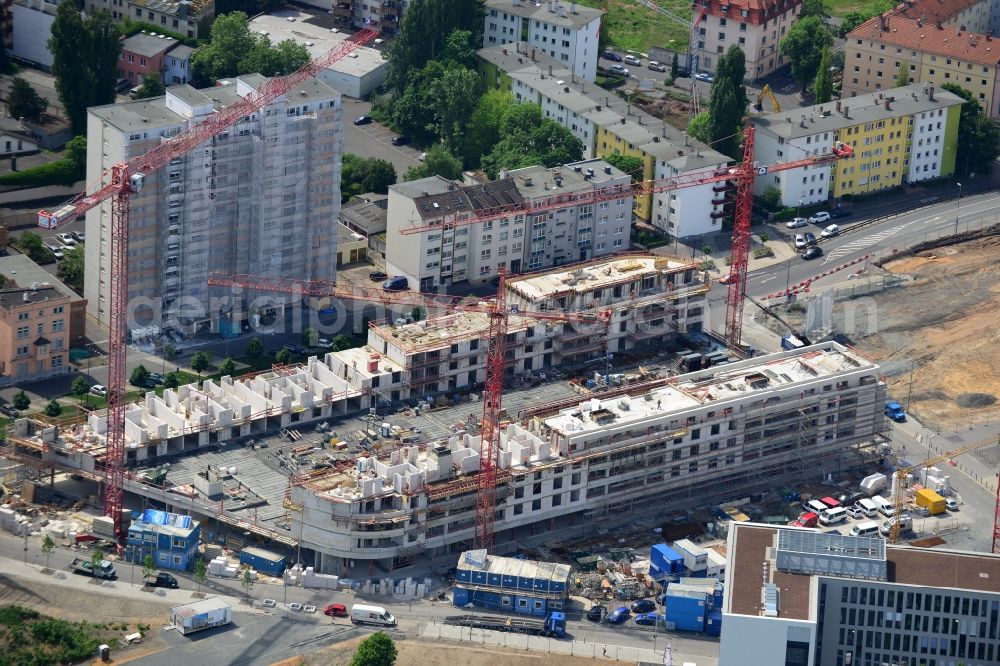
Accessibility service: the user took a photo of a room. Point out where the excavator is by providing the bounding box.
[753,84,781,113]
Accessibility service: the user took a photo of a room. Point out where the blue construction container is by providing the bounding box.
[471,568,488,585]
[487,569,503,587]
[706,609,723,636]
[239,547,286,576]
[650,544,684,577]
[549,564,570,593]
[664,587,708,633]
[453,587,471,606]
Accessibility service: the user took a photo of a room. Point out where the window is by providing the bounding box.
[51,320,65,332]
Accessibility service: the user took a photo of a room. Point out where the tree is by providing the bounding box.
[192,12,256,82]
[44,400,62,417]
[241,567,255,602]
[238,34,310,77]
[760,186,782,210]
[430,66,482,153]
[302,327,316,347]
[330,334,354,351]
[86,9,121,107]
[411,306,422,322]
[17,231,52,264]
[71,375,90,405]
[895,61,910,88]
[670,52,680,80]
[798,0,829,24]
[404,144,464,181]
[603,152,644,181]
[392,60,447,146]
[837,0,893,38]
[342,154,397,201]
[708,46,747,159]
[142,554,156,582]
[65,135,87,175]
[350,631,398,666]
[190,351,211,376]
[164,343,176,360]
[687,111,711,143]
[218,357,237,377]
[461,89,515,167]
[49,0,94,135]
[941,83,1000,177]
[12,390,30,411]
[193,558,207,596]
[164,373,180,389]
[246,337,264,357]
[274,347,293,365]
[386,6,485,93]
[813,46,833,104]
[41,534,55,572]
[442,29,475,69]
[479,103,584,179]
[133,73,166,100]
[57,245,84,294]
[130,364,150,388]
[780,17,833,91]
[7,78,47,121]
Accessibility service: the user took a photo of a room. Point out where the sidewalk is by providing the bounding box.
[891,416,1000,496]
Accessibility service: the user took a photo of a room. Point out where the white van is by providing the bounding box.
[351,604,396,627]
[805,500,828,515]
[851,521,881,537]
[856,498,879,518]
[820,506,847,525]
[872,495,895,518]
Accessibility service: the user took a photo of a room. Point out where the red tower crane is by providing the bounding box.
[36,29,378,541]
[207,268,610,551]
[395,126,852,350]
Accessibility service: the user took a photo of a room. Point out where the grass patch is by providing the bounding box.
[0,604,111,665]
[826,0,869,14]
[577,0,691,52]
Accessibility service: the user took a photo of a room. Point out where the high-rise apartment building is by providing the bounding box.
[84,75,343,337]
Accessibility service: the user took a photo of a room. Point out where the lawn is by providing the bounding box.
[826,0,869,15]
[576,0,692,53]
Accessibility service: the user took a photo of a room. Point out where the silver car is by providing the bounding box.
[794,233,808,249]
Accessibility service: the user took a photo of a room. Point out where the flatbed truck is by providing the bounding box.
[68,556,117,579]
[444,612,566,638]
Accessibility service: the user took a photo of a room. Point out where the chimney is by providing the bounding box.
[557,4,565,16]
[549,65,553,75]
[988,32,993,41]
[503,48,508,55]
[928,84,935,100]
[531,48,536,60]
[936,21,942,29]
[571,2,577,12]
[836,100,842,111]
[800,114,806,128]
[884,99,891,110]
[554,175,563,187]
[547,0,553,11]
[842,105,849,118]
[604,166,612,175]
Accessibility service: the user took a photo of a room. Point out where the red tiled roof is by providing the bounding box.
[894,0,984,24]
[850,15,1000,65]
[692,0,801,26]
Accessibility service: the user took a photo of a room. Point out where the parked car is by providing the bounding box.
[694,72,714,82]
[804,232,817,245]
[0,405,19,418]
[144,572,179,589]
[624,54,642,66]
[324,603,348,617]
[609,64,629,76]
[148,372,164,384]
[946,497,960,511]
[90,384,108,397]
[391,135,410,146]
[45,244,64,260]
[630,599,656,613]
[284,343,309,355]
[634,612,662,626]
[801,246,823,260]
[794,233,808,249]
[316,338,334,349]
[382,275,409,292]
[586,604,605,621]
[647,61,667,72]
[809,211,832,224]
[353,115,374,126]
[368,270,388,282]
[72,230,86,242]
[56,232,77,247]
[830,208,852,219]
[820,223,840,238]
[603,50,623,62]
[846,505,866,519]
[418,152,427,162]
[607,607,630,624]
[786,217,808,229]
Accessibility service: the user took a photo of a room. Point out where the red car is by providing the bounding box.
[324,603,348,617]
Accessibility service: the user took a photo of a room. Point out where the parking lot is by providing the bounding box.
[341,98,422,178]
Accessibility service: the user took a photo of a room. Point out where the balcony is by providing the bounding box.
[712,182,731,192]
[332,1,352,19]
[710,210,729,219]
[711,196,728,206]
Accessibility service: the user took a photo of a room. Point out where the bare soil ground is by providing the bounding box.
[850,235,1000,429]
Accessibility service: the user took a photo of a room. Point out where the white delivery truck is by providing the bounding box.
[351,604,396,627]
[851,521,881,537]
[171,597,233,636]
[819,506,847,526]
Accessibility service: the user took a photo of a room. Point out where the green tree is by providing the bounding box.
[241,567,255,602]
[708,46,747,159]
[687,111,711,143]
[895,61,910,87]
[603,152,644,181]
[442,28,476,68]
[57,245,84,294]
[130,364,150,388]
[49,0,93,135]
[12,390,30,411]
[164,373,180,389]
[193,557,207,596]
[18,231,53,264]
[164,343,176,360]
[392,60,447,146]
[274,347,293,365]
[837,0,893,37]
[142,554,156,582]
[798,0,829,24]
[237,34,310,77]
[342,154,398,200]
[44,400,62,417]
[941,83,1000,176]
[670,52,679,80]
[330,334,354,351]
[71,375,90,405]
[461,89,514,167]
[410,306,422,322]
[246,337,264,357]
[190,351,211,376]
[192,12,257,82]
[7,78,47,121]
[350,631,398,666]
[480,103,584,179]
[302,327,317,347]
[218,357,237,377]
[91,547,105,573]
[87,9,121,107]
[65,135,87,175]
[133,73,166,100]
[41,534,55,572]
[431,66,482,153]
[386,6,485,93]
[760,185,782,210]
[813,46,833,104]
[404,144,464,181]
[780,17,833,91]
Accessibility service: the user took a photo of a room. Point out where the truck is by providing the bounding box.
[171,597,232,636]
[350,604,397,627]
[915,488,946,515]
[885,401,906,422]
[68,556,117,579]
[443,612,567,638]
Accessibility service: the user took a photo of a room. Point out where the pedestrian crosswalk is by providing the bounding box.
[822,219,926,264]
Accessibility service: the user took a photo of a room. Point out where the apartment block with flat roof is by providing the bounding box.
[723,522,1000,666]
[85,0,213,38]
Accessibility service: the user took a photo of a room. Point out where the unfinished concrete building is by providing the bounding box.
[290,341,889,575]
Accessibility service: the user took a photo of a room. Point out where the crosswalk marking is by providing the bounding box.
[822,218,927,264]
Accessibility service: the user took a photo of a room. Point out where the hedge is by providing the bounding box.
[0,159,80,188]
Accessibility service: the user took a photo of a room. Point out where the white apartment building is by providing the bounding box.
[691,0,802,80]
[484,0,603,82]
[10,0,57,68]
[384,159,632,291]
[652,148,731,238]
[83,74,343,337]
[85,0,213,38]
[164,44,194,85]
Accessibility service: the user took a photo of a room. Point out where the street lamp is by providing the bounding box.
[797,199,803,220]
[955,182,962,232]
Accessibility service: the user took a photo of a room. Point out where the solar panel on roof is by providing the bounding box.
[776,529,887,580]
